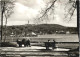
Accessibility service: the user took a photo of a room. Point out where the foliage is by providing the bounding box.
[2,24,78,36]
[1,0,15,18]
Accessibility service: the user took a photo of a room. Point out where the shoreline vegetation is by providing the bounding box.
[1,24,78,37]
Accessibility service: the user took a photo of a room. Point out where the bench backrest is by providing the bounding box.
[44,42,55,47]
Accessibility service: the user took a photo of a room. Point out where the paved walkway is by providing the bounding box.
[0,46,70,51]
[0,46,70,57]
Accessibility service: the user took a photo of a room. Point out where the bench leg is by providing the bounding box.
[52,47,54,49]
[46,46,49,49]
[52,46,55,49]
[19,44,22,47]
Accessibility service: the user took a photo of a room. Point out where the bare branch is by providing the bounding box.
[64,0,77,20]
[34,0,77,24]
[38,0,57,20]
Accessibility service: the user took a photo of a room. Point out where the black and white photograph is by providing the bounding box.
[0,0,79,57]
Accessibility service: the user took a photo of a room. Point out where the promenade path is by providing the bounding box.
[0,46,70,57]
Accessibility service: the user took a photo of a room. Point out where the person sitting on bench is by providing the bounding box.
[17,38,22,47]
[45,40,56,50]
[52,40,55,49]
[22,38,26,47]
[26,38,31,47]
[46,40,50,49]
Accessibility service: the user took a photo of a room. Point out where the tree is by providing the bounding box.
[1,0,15,42]
[35,0,77,24]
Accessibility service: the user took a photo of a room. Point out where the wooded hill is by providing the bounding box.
[1,24,78,36]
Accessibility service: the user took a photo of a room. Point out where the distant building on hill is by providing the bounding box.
[66,31,70,34]
[10,32,15,37]
[26,32,37,37]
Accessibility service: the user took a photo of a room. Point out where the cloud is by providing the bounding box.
[16,0,46,10]
[7,0,46,25]
[11,2,39,20]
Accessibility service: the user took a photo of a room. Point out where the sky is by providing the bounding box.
[1,0,77,27]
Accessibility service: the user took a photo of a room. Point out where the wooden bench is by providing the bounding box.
[44,42,55,49]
